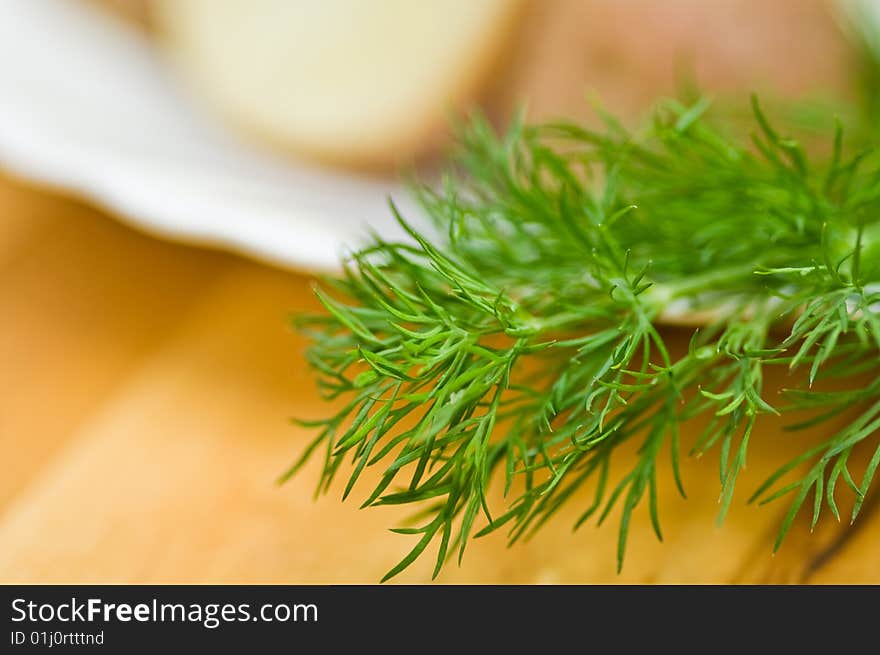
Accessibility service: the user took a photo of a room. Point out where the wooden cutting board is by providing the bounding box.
[0,173,876,583]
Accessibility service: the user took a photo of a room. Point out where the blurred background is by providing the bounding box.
[94,0,858,162]
[0,0,878,583]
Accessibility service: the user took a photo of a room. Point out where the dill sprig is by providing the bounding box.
[289,94,880,581]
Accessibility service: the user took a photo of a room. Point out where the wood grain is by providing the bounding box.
[0,177,228,509]
[0,173,875,583]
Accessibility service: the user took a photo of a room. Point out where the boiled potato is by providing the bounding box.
[152,0,523,167]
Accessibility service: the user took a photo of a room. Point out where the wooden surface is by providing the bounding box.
[0,173,876,584]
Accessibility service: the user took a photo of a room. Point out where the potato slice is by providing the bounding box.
[152,0,522,167]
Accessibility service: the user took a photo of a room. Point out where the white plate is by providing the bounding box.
[0,0,421,272]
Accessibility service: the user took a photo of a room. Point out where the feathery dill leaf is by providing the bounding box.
[290,95,880,581]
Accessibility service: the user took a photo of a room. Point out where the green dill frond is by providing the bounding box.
[291,95,880,581]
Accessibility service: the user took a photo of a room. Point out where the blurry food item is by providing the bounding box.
[91,0,852,170]
[496,0,853,127]
[152,0,523,167]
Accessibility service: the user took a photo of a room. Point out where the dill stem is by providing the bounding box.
[297,95,880,580]
[658,262,766,300]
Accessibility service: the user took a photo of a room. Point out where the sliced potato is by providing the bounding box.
[152,0,522,167]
